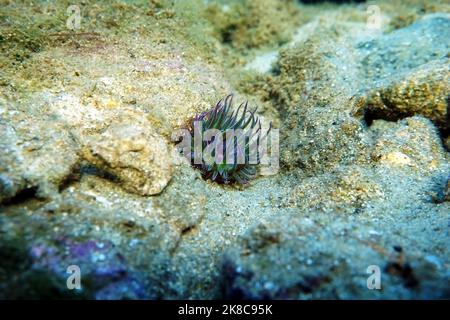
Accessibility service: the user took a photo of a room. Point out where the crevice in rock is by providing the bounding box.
[220,24,237,46]
[170,224,199,257]
[57,163,121,193]
[363,95,450,149]
[180,225,197,237]
[58,170,81,192]
[79,164,121,183]
[169,209,207,257]
[363,94,411,127]
[1,186,39,206]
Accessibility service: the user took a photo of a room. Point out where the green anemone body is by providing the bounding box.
[189,94,270,184]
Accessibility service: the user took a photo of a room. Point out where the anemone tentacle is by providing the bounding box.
[187,94,271,185]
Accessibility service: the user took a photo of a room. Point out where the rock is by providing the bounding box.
[0,19,233,202]
[360,14,450,131]
[0,102,79,203]
[81,124,173,196]
[244,51,279,73]
[274,15,450,174]
[26,237,151,299]
[358,14,450,84]
[205,0,301,50]
[370,117,446,171]
[274,30,369,173]
[219,10,450,300]
[365,60,449,131]
[222,206,450,299]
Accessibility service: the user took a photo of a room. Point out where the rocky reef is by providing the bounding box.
[0,0,449,299]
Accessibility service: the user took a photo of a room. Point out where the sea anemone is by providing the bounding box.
[187,94,271,185]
